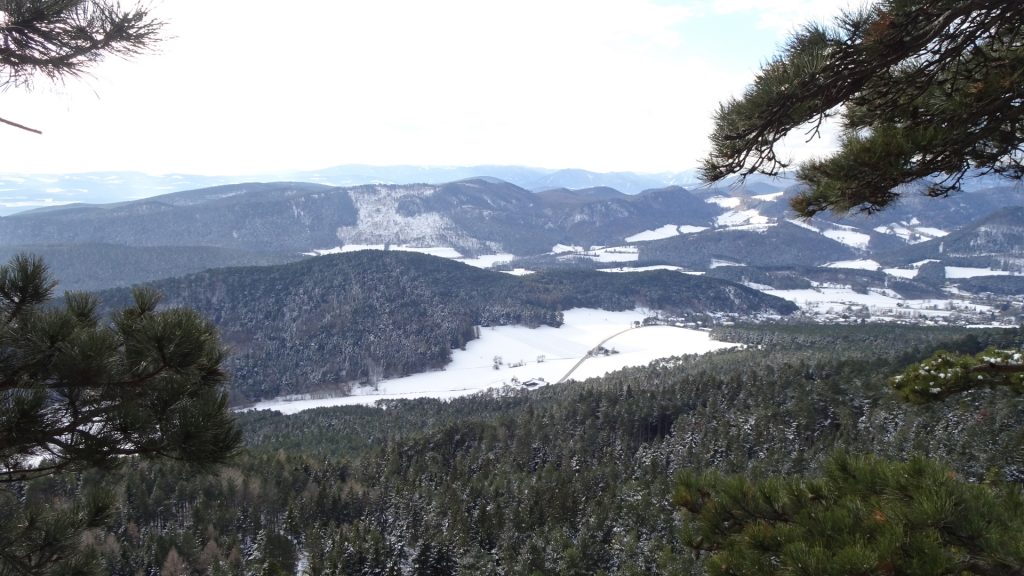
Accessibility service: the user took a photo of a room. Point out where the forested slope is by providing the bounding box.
[99,250,795,400]
[25,323,1022,575]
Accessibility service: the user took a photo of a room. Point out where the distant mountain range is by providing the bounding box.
[0,175,1021,293]
[0,165,709,215]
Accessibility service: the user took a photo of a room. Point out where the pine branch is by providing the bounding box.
[0,115,42,134]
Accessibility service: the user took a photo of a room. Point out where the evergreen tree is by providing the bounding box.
[0,254,240,574]
[0,0,162,133]
[674,452,1024,576]
[891,346,1024,402]
[701,0,1024,217]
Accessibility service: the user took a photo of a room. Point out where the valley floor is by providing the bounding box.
[246,308,738,414]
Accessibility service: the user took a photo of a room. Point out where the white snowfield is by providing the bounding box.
[715,209,773,230]
[624,224,709,242]
[765,286,994,319]
[245,309,739,415]
[883,268,919,279]
[306,244,463,259]
[706,196,742,209]
[597,265,704,275]
[304,245,517,270]
[873,219,948,244]
[787,219,871,249]
[556,245,640,263]
[625,224,680,242]
[822,228,871,250]
[825,259,882,271]
[945,267,1013,278]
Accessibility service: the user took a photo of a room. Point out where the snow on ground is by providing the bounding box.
[306,245,463,258]
[883,267,919,279]
[873,222,948,244]
[625,224,680,242]
[752,191,784,201]
[945,267,1013,278]
[710,259,742,268]
[500,268,535,276]
[306,246,521,271]
[558,245,639,263]
[765,287,993,319]
[785,219,870,248]
[246,309,739,414]
[822,228,871,250]
[597,265,703,275]
[824,259,881,271]
[588,246,639,262]
[458,253,516,268]
[715,209,774,231]
[678,225,709,234]
[622,224,708,242]
[706,196,742,208]
[787,218,819,232]
[552,244,583,254]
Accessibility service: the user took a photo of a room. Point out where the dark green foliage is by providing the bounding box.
[674,453,1024,576]
[0,254,240,574]
[0,0,161,90]
[0,484,115,576]
[893,347,1024,402]
[99,250,794,401]
[28,322,1022,575]
[0,255,240,483]
[701,0,1024,216]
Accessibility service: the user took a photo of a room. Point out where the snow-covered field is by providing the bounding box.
[597,265,703,275]
[822,228,871,250]
[625,224,708,242]
[246,309,738,414]
[765,286,994,319]
[306,244,463,258]
[305,246,517,270]
[825,259,881,271]
[625,224,681,242]
[873,220,948,244]
[706,196,742,208]
[557,245,640,263]
[458,253,516,268]
[945,267,1013,278]
[715,209,773,230]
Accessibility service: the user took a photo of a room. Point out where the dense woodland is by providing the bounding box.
[18,322,1022,575]
[5,1,1024,575]
[637,222,858,269]
[97,251,795,401]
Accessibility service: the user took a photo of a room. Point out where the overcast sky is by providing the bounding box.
[1,0,856,177]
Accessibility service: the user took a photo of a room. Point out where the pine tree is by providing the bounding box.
[0,0,163,133]
[674,452,1024,575]
[0,255,241,483]
[0,254,240,574]
[891,347,1024,402]
[701,1,1024,217]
